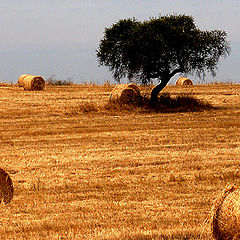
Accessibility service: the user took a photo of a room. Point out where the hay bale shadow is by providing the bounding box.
[141,93,214,113]
[0,168,13,204]
[103,92,214,114]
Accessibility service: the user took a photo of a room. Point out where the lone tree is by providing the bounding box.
[97,14,231,102]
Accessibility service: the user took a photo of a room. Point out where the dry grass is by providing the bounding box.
[0,82,14,87]
[0,83,239,239]
[46,77,74,86]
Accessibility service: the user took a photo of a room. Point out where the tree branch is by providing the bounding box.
[169,68,183,78]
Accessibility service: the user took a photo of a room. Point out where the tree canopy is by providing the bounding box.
[97,14,231,102]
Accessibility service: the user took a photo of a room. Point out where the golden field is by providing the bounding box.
[0,83,240,240]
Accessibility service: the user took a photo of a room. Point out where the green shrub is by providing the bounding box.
[46,75,73,86]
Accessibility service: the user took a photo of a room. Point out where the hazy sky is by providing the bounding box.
[0,0,239,84]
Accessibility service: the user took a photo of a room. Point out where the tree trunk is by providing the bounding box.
[150,78,169,103]
[150,68,183,104]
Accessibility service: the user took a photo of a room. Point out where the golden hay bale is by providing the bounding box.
[22,75,45,91]
[18,74,29,87]
[212,185,240,240]
[0,168,13,204]
[176,77,193,86]
[110,84,141,105]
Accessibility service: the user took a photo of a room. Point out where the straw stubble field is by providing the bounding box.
[0,83,239,239]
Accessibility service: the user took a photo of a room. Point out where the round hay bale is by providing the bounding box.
[212,185,240,240]
[18,74,29,87]
[22,75,45,91]
[110,84,141,105]
[0,168,13,204]
[176,77,193,86]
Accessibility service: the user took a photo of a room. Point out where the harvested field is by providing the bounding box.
[0,83,239,239]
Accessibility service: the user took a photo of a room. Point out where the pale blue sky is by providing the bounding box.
[0,0,239,84]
